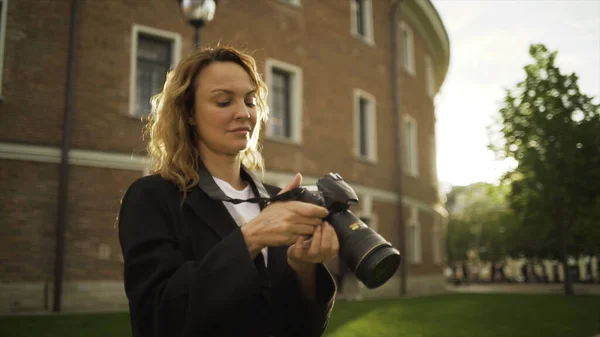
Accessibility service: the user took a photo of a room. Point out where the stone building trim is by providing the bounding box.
[0,142,447,219]
[0,142,148,170]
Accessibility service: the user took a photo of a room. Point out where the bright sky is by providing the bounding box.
[432,0,600,189]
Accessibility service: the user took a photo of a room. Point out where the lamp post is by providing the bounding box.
[178,0,217,47]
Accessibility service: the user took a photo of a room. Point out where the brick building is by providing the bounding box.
[0,0,450,313]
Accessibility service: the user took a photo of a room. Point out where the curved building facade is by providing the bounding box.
[0,0,450,312]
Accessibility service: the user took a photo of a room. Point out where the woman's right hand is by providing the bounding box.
[241,173,328,258]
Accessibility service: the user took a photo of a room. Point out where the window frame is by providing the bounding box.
[403,115,419,177]
[400,21,415,76]
[425,54,436,98]
[350,0,374,45]
[264,58,303,144]
[129,24,181,117]
[429,134,438,187]
[353,89,377,163]
[407,206,422,264]
[355,194,378,233]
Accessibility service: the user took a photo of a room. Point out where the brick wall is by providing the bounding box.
[63,166,141,281]
[0,160,58,282]
[0,158,141,281]
[0,0,71,146]
[2,0,440,197]
[0,0,448,306]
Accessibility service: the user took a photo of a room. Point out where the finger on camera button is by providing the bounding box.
[313,207,329,218]
[308,225,322,255]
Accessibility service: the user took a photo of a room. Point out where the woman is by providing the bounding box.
[118,46,338,337]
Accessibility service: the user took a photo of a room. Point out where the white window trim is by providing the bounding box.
[349,0,374,45]
[354,194,379,233]
[366,213,379,233]
[429,134,438,187]
[403,115,419,178]
[432,216,443,265]
[400,21,415,76]
[279,0,301,7]
[0,0,8,98]
[264,58,303,144]
[129,24,182,117]
[407,206,422,264]
[425,54,436,98]
[353,89,377,163]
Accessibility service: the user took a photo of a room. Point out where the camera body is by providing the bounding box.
[293,173,401,289]
[296,173,358,212]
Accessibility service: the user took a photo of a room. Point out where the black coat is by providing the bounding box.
[118,174,336,337]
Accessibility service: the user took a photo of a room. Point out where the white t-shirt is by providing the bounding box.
[212,176,268,266]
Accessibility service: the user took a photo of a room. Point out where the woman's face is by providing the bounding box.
[192,61,258,158]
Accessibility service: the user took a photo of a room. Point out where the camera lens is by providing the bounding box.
[355,245,401,289]
[328,211,401,289]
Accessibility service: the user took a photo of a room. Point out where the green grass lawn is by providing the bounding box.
[1,294,598,337]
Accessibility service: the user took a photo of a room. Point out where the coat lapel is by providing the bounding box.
[184,174,288,282]
[183,185,239,240]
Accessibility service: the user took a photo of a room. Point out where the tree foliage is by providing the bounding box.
[446,183,518,264]
[488,44,600,294]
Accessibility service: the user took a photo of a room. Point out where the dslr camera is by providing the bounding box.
[293,172,401,289]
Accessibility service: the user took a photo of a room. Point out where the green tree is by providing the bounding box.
[445,183,518,271]
[489,44,600,295]
[446,217,472,264]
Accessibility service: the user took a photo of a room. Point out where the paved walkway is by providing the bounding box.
[446,283,600,295]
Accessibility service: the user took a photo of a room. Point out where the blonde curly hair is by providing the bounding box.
[144,46,269,195]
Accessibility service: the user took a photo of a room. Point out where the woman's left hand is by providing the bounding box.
[287,221,339,269]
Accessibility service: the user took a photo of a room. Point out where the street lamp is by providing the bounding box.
[178,0,217,47]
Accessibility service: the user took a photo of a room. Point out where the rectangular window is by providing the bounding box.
[359,214,379,233]
[430,135,437,186]
[400,22,415,75]
[360,215,371,227]
[425,54,435,98]
[354,89,377,162]
[350,0,373,44]
[404,116,419,177]
[407,206,421,264]
[359,97,369,157]
[0,0,8,97]
[136,34,172,115]
[354,0,365,36]
[432,217,443,264]
[356,194,378,232]
[265,58,303,143]
[130,25,181,117]
[271,68,292,139]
